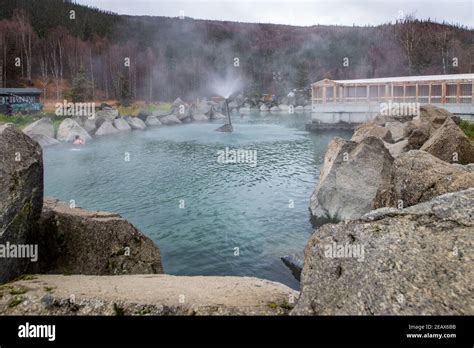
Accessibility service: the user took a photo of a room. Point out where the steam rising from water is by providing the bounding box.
[210,72,243,99]
[43,114,340,290]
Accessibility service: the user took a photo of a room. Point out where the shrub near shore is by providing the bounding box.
[0,113,62,131]
[459,120,474,140]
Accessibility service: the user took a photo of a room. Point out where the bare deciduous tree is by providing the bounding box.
[395,14,422,74]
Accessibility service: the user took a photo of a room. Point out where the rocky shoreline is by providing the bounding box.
[309,105,474,223]
[0,275,297,315]
[0,122,297,315]
[21,98,312,148]
[296,105,473,315]
[0,104,472,315]
[294,188,473,315]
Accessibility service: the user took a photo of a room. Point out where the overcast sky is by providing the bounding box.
[75,0,473,27]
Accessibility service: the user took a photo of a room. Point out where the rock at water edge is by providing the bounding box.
[0,124,43,283]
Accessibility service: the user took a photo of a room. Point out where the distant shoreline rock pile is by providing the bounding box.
[18,98,241,147]
[20,96,313,148]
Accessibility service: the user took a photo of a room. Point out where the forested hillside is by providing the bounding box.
[0,0,472,101]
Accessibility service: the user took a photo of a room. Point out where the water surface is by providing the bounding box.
[43,112,351,289]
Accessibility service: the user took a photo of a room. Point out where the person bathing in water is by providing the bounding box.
[73,135,85,145]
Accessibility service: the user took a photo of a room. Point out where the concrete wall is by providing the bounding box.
[311,102,474,123]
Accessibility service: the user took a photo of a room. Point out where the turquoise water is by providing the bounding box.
[43,112,351,289]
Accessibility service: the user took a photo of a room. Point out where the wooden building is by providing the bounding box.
[0,88,43,114]
[311,74,474,105]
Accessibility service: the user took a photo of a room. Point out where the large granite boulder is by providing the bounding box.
[398,105,457,145]
[228,100,240,111]
[205,107,226,120]
[309,136,393,222]
[176,109,193,121]
[113,118,132,131]
[351,124,393,143]
[56,118,91,142]
[0,274,298,315]
[420,117,474,165]
[172,98,192,121]
[453,163,474,173]
[260,104,269,112]
[172,97,185,108]
[196,100,213,114]
[159,115,182,125]
[405,119,432,150]
[126,117,147,130]
[384,139,409,157]
[73,117,97,134]
[27,198,163,276]
[375,150,474,209]
[378,105,466,157]
[23,118,54,139]
[384,121,406,142]
[234,94,245,107]
[292,189,473,315]
[281,253,304,281]
[28,134,60,148]
[192,113,209,122]
[95,108,119,126]
[145,115,162,127]
[418,105,457,132]
[137,110,151,122]
[83,119,97,134]
[0,124,43,284]
[372,113,415,126]
[95,121,120,136]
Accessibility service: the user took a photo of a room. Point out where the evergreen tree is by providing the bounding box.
[294,62,311,100]
[68,65,93,102]
[119,73,132,106]
[294,62,310,90]
[0,0,471,101]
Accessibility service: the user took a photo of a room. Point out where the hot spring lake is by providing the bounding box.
[43,112,351,289]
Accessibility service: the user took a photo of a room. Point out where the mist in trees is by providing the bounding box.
[0,0,471,102]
